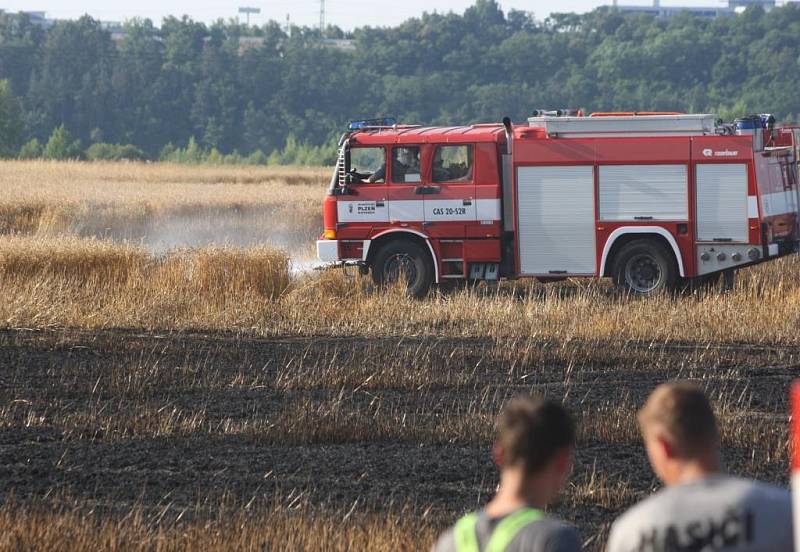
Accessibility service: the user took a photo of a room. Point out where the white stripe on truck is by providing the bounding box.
[336,199,501,223]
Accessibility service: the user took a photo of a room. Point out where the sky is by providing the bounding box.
[0,0,739,30]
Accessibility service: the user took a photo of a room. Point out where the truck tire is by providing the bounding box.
[611,239,678,295]
[371,240,434,298]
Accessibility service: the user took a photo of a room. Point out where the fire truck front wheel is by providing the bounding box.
[371,240,434,298]
[611,239,678,295]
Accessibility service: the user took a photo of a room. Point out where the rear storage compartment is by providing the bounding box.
[694,163,755,275]
[755,149,799,255]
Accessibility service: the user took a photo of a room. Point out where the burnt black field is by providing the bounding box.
[0,328,794,548]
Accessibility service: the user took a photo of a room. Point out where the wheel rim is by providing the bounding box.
[624,254,662,293]
[383,253,418,286]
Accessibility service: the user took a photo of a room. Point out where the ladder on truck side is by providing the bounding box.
[527,114,717,138]
[337,141,347,189]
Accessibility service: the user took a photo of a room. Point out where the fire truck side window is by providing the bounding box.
[349,147,386,183]
[391,146,421,183]
[432,145,473,183]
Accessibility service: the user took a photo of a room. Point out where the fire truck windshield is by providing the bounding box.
[349,147,386,183]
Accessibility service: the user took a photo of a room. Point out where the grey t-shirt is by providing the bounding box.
[433,509,582,552]
[606,475,792,552]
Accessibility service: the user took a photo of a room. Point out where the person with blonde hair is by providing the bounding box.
[606,381,792,552]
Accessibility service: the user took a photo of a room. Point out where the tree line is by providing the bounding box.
[0,0,799,164]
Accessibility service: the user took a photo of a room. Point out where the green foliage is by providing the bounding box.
[86,142,148,161]
[206,147,224,164]
[0,79,23,158]
[18,138,42,159]
[43,125,83,160]
[159,143,177,161]
[247,150,269,165]
[3,3,800,163]
[268,135,338,166]
[183,137,203,163]
[160,137,204,163]
[155,135,331,166]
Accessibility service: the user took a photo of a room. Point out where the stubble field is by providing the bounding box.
[0,161,797,550]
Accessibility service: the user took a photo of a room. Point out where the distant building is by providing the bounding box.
[100,20,126,44]
[238,36,266,55]
[608,0,775,18]
[5,10,358,54]
[5,10,128,34]
[728,0,776,7]
[322,38,356,52]
[16,10,56,28]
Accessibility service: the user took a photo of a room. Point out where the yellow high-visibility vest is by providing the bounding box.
[454,508,543,552]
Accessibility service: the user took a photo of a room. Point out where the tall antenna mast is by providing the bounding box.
[238,6,260,26]
[320,0,326,38]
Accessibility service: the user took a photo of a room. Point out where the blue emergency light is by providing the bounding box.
[348,117,397,131]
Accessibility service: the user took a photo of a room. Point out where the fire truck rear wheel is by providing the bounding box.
[611,239,678,295]
[371,240,434,298]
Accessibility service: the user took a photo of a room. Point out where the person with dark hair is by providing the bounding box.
[433,396,581,552]
[606,381,792,552]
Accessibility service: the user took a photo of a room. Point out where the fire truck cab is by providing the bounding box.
[317,113,800,297]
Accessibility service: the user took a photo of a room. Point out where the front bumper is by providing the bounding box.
[317,239,372,263]
[317,240,340,262]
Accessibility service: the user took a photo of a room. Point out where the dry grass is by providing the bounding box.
[567,465,636,510]
[0,498,439,551]
[1,160,800,345]
[0,161,326,255]
[3,239,800,343]
[0,235,290,328]
[0,159,326,191]
[277,262,800,342]
[0,475,638,552]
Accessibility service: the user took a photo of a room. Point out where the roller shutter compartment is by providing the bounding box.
[516,166,596,275]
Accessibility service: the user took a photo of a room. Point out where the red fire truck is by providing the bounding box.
[316,112,799,297]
